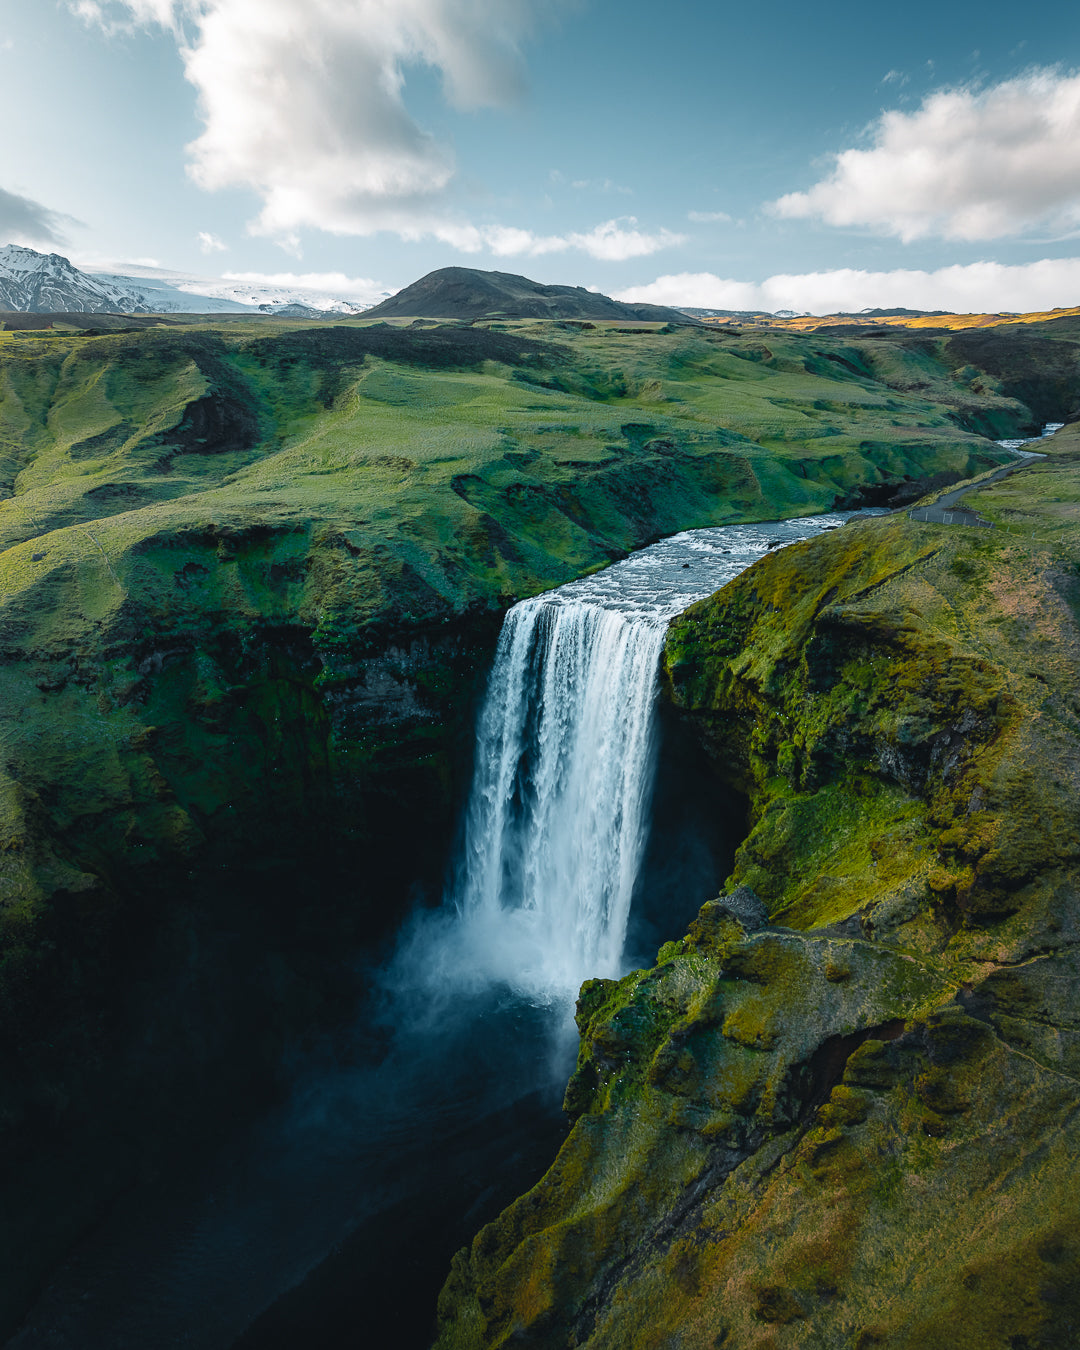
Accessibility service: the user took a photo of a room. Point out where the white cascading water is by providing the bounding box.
[451,597,668,1003]
[996,421,1063,456]
[432,508,886,1012]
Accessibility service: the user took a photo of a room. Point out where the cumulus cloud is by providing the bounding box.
[615,257,1080,316]
[78,0,534,241]
[74,0,686,260]
[687,210,732,224]
[564,219,684,261]
[0,186,77,247]
[422,217,683,261]
[197,230,227,252]
[772,69,1080,242]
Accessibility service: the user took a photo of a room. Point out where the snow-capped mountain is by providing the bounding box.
[85,267,258,314]
[0,245,150,313]
[0,245,386,316]
[91,265,379,315]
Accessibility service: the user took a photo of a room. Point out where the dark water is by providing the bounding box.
[7,989,571,1350]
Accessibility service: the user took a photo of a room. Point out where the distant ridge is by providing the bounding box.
[362,267,701,325]
[0,245,374,316]
[0,244,149,314]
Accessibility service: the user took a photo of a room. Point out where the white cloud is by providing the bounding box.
[0,186,77,247]
[68,0,179,33]
[772,69,1080,242]
[687,210,732,224]
[74,253,164,270]
[215,269,387,304]
[69,1,106,23]
[77,0,537,243]
[564,218,684,261]
[569,177,633,195]
[549,171,632,196]
[415,217,683,261]
[73,1,686,261]
[197,230,227,252]
[615,257,1080,315]
[223,269,381,294]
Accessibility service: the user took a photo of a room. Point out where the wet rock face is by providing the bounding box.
[434,481,1080,1348]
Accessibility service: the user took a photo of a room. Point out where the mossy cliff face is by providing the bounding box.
[434,432,1080,1348]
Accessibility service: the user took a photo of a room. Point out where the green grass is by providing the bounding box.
[0,320,1031,638]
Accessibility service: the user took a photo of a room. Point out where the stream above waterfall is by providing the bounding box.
[8,508,882,1350]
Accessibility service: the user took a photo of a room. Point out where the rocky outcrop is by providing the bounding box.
[434,436,1080,1348]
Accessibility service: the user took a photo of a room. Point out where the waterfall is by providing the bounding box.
[450,596,668,1006]
[396,508,883,1019]
[8,508,886,1350]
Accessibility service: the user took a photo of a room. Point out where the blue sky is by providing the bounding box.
[2,0,1080,311]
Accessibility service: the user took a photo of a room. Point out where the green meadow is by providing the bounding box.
[0,316,1037,644]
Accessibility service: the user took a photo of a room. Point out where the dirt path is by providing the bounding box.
[908,453,1045,528]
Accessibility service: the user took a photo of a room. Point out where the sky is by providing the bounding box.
[2,0,1080,313]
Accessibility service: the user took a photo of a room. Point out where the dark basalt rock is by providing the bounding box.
[713,884,769,931]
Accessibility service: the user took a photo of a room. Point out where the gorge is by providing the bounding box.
[7,510,871,1348]
[1,308,1079,1347]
